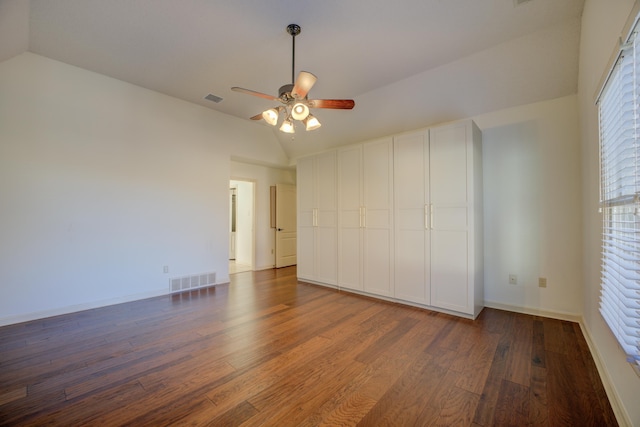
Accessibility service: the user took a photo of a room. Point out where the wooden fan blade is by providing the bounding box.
[291,71,317,99]
[308,99,355,109]
[231,87,279,102]
[250,113,264,121]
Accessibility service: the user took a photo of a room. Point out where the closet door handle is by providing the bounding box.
[313,208,318,227]
[430,204,434,229]
[425,204,429,230]
[359,207,363,228]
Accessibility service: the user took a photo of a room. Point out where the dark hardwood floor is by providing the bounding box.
[0,267,617,426]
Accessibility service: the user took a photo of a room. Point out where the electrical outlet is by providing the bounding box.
[163,265,169,274]
[509,274,517,285]
[539,277,547,288]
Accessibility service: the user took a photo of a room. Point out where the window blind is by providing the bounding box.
[598,25,640,372]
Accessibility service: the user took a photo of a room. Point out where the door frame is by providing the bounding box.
[229,178,256,271]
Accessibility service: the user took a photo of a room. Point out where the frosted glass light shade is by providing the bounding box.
[291,103,310,120]
[262,108,279,126]
[304,114,321,131]
[280,117,295,133]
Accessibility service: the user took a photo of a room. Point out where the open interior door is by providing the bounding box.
[275,183,297,268]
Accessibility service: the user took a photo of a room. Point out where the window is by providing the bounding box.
[598,18,640,373]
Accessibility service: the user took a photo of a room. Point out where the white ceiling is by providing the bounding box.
[0,0,585,160]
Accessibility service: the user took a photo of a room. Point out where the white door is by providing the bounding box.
[297,156,316,280]
[362,138,394,297]
[429,123,470,312]
[394,131,430,304]
[338,145,363,291]
[275,183,297,268]
[315,151,338,285]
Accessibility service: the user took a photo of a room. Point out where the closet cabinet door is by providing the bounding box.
[393,131,430,304]
[297,155,316,281]
[296,151,338,285]
[315,151,338,285]
[337,145,363,291]
[362,138,394,297]
[337,138,394,296]
[429,121,483,316]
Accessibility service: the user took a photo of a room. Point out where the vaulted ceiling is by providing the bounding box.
[0,0,585,160]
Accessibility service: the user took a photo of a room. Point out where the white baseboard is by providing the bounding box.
[483,300,581,322]
[0,289,168,327]
[0,280,236,328]
[578,321,632,427]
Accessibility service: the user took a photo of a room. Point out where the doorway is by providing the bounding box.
[229,180,255,274]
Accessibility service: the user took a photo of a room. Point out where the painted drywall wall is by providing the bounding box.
[578,0,640,425]
[473,95,583,318]
[0,52,289,325]
[230,161,295,270]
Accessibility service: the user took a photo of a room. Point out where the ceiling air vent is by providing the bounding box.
[204,93,223,103]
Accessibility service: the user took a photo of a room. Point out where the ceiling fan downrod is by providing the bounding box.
[287,24,301,85]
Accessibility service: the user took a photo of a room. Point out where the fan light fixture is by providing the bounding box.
[291,102,310,120]
[279,116,295,133]
[231,24,354,135]
[304,114,321,131]
[262,108,280,126]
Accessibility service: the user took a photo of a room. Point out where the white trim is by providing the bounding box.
[0,279,231,327]
[0,289,167,327]
[483,300,581,322]
[579,320,633,427]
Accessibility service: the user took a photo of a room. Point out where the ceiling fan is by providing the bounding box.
[231,24,355,133]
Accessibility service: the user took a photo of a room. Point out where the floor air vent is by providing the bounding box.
[170,272,216,293]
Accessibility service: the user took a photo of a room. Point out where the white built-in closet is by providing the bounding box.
[297,119,483,318]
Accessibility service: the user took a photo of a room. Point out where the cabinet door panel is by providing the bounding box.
[430,126,467,206]
[363,140,392,209]
[364,228,392,296]
[317,152,337,211]
[431,230,469,312]
[365,209,390,228]
[297,156,315,212]
[316,228,337,285]
[297,226,316,280]
[339,228,361,290]
[338,146,362,208]
[395,228,428,303]
[299,211,314,228]
[433,206,467,230]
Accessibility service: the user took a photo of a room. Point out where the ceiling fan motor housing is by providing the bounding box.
[279,84,295,100]
[286,24,301,37]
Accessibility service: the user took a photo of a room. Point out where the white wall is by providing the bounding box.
[473,95,583,318]
[578,1,640,425]
[231,161,296,270]
[0,52,289,325]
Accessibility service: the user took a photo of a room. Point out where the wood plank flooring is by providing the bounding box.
[0,267,617,426]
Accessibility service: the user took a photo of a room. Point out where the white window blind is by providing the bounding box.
[598,24,640,372]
